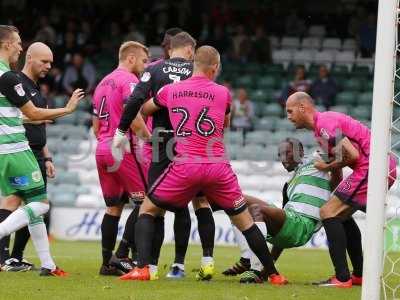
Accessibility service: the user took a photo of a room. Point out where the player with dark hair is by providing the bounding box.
[113,31,216,280]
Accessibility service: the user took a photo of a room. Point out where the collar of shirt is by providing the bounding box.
[115,67,138,79]
[19,71,39,89]
[313,111,321,136]
[0,59,10,70]
[190,74,209,81]
[169,57,188,62]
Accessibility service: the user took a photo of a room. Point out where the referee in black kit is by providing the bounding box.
[0,42,55,271]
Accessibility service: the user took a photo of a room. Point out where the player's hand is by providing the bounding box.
[313,159,329,172]
[45,161,56,178]
[65,89,85,113]
[111,129,131,163]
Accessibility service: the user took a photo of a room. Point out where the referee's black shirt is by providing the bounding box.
[18,72,48,156]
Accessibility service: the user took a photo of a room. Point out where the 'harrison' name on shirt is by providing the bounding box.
[172,90,215,101]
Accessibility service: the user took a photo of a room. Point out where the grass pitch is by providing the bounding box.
[0,241,365,300]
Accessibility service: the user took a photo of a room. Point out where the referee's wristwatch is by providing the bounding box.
[44,157,53,163]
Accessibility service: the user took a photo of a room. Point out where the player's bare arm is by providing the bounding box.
[92,116,99,138]
[20,88,85,121]
[130,113,151,141]
[22,114,52,125]
[314,137,360,172]
[141,98,160,116]
[224,113,231,128]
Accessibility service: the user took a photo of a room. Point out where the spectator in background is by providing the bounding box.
[110,22,123,50]
[251,26,271,64]
[198,13,211,44]
[34,16,56,47]
[232,25,251,62]
[358,13,377,58]
[62,52,96,95]
[222,80,234,97]
[211,1,233,28]
[39,83,54,108]
[55,31,79,68]
[348,6,367,38]
[208,25,233,61]
[124,23,146,44]
[231,88,255,132]
[280,65,311,105]
[285,10,306,37]
[310,65,339,109]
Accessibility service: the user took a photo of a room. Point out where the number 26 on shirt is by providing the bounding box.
[172,107,216,137]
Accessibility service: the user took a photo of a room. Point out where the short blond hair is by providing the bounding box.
[194,45,220,70]
[119,41,149,61]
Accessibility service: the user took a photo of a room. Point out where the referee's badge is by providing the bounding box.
[14,83,26,97]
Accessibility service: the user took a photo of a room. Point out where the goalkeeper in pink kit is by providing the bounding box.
[286,91,397,288]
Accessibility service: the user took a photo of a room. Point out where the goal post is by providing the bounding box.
[361,1,398,300]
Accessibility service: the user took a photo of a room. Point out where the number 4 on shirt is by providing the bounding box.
[98,96,110,120]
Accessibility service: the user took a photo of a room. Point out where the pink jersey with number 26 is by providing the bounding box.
[156,75,231,163]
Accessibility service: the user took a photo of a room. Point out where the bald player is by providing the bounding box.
[119,46,286,284]
[286,92,397,288]
[0,26,84,276]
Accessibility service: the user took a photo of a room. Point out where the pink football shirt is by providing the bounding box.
[92,68,139,155]
[156,75,231,163]
[313,111,370,169]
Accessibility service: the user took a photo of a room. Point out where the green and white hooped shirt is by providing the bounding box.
[285,157,331,223]
[0,59,30,154]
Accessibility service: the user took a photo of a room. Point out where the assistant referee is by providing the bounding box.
[0,42,55,271]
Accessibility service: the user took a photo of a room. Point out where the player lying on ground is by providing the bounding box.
[114,32,216,280]
[113,45,287,284]
[0,25,84,276]
[226,138,338,283]
[92,41,151,276]
[286,91,397,288]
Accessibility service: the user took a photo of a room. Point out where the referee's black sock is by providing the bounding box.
[101,214,120,266]
[322,217,351,282]
[343,218,363,277]
[11,226,30,261]
[242,224,278,276]
[173,207,191,265]
[135,214,155,268]
[150,216,165,265]
[0,209,12,265]
[115,205,140,259]
[195,208,215,257]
